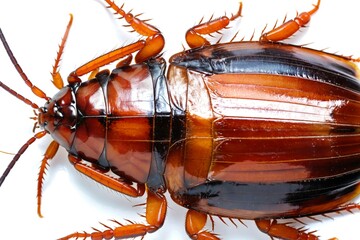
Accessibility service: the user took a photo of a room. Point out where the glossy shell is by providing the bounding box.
[164,42,360,219]
[47,60,171,185]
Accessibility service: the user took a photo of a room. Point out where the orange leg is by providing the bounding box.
[255,219,320,240]
[86,55,133,80]
[86,53,133,81]
[67,41,146,84]
[37,140,60,218]
[332,202,360,213]
[260,0,321,42]
[185,210,220,240]
[60,186,167,240]
[68,154,145,197]
[186,3,242,49]
[51,14,73,89]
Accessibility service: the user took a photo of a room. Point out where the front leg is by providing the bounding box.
[60,154,167,239]
[68,154,145,197]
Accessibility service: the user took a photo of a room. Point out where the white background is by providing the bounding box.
[0,0,359,239]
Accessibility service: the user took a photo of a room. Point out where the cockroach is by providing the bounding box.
[0,0,359,239]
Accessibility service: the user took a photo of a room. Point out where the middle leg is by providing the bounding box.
[60,186,167,240]
[185,210,220,240]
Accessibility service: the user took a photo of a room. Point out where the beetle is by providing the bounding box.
[0,0,360,240]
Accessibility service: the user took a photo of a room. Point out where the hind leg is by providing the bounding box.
[260,0,321,42]
[256,219,321,240]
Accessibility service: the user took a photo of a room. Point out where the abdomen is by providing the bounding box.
[164,42,360,219]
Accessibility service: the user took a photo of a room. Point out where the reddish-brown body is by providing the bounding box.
[43,60,171,190]
[50,65,157,183]
[0,0,359,239]
[165,42,360,219]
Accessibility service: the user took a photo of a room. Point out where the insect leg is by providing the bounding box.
[0,131,47,187]
[60,187,167,240]
[51,14,73,89]
[103,0,164,63]
[185,209,220,240]
[185,3,242,49]
[68,154,145,197]
[260,0,321,42]
[331,202,360,213]
[37,140,60,218]
[86,54,133,80]
[255,219,322,240]
[67,41,145,85]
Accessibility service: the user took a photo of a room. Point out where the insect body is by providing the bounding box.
[0,0,359,239]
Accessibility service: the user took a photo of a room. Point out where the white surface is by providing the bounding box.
[0,0,359,239]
